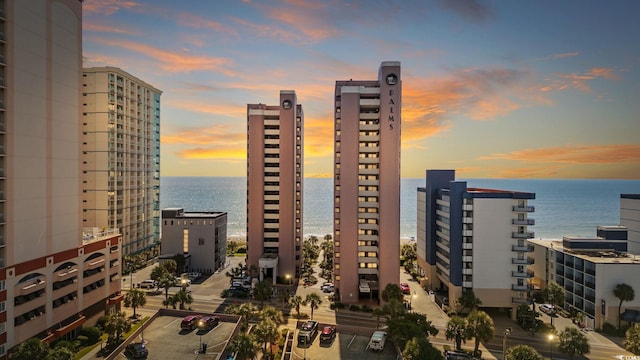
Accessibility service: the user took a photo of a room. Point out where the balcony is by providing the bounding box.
[512,218,535,225]
[512,231,535,239]
[512,270,535,278]
[512,284,532,291]
[512,297,530,304]
[512,257,535,265]
[512,244,534,252]
[513,205,535,212]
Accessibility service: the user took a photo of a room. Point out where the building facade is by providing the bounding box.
[333,62,401,303]
[530,196,640,330]
[0,1,122,356]
[417,170,535,312]
[247,91,303,283]
[161,208,227,274]
[81,67,161,256]
[621,194,640,253]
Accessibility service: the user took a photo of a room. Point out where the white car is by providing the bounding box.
[138,280,157,289]
[539,304,555,315]
[368,331,387,351]
[321,283,334,292]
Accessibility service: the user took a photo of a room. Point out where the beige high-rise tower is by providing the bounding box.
[334,62,401,304]
[81,67,161,256]
[0,1,122,355]
[247,91,303,283]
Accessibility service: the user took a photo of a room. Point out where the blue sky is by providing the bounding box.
[82,0,640,179]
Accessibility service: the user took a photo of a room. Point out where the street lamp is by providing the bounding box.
[286,274,291,286]
[502,327,511,360]
[198,320,203,353]
[409,291,417,311]
[129,261,134,291]
[548,333,554,360]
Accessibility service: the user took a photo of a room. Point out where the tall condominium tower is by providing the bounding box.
[81,67,161,256]
[247,91,303,283]
[417,170,535,313]
[0,1,122,355]
[334,62,401,304]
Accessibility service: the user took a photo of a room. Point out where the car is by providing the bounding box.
[198,315,220,330]
[319,326,336,344]
[138,280,157,289]
[367,330,387,351]
[445,350,474,360]
[181,272,202,281]
[124,342,148,359]
[400,282,411,294]
[180,315,201,330]
[321,283,334,293]
[298,320,318,344]
[539,304,556,315]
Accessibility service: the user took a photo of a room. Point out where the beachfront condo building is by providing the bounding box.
[417,170,536,314]
[161,208,227,274]
[81,67,161,256]
[247,91,303,283]
[529,195,640,330]
[333,62,401,303]
[0,1,123,356]
[621,194,640,253]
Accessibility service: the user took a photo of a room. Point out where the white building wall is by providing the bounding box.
[621,197,640,253]
[416,190,426,268]
[471,198,517,306]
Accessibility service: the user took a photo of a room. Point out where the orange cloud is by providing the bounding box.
[83,22,140,35]
[550,67,619,92]
[481,144,640,164]
[304,113,335,158]
[83,0,142,15]
[177,147,246,160]
[164,99,246,117]
[552,52,579,59]
[174,13,237,36]
[91,37,235,75]
[163,125,246,161]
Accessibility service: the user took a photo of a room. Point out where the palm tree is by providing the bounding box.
[228,333,259,360]
[289,295,304,318]
[260,306,284,326]
[235,302,258,328]
[253,319,280,355]
[381,283,404,302]
[466,310,494,355]
[157,274,177,305]
[372,308,386,328]
[544,281,565,308]
[47,346,74,360]
[253,280,273,308]
[445,316,468,350]
[457,290,482,313]
[614,283,635,329]
[124,289,146,318]
[505,345,543,360]
[624,323,640,355]
[104,312,131,344]
[305,292,323,319]
[557,327,590,359]
[171,289,193,310]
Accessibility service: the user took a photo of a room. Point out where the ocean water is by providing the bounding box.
[160,177,640,240]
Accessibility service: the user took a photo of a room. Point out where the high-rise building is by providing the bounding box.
[417,170,535,313]
[81,67,161,256]
[247,91,303,283]
[621,194,640,253]
[161,208,227,274]
[0,1,122,356]
[333,62,401,303]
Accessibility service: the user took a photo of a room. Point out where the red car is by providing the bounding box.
[400,283,411,294]
[320,326,336,344]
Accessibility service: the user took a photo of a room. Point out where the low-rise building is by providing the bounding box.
[161,208,227,275]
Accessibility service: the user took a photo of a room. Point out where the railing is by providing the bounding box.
[512,257,535,265]
[512,244,534,252]
[512,205,535,212]
[511,270,535,278]
[512,231,535,239]
[512,218,535,225]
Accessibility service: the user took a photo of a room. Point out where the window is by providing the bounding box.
[183,229,189,253]
[199,238,205,245]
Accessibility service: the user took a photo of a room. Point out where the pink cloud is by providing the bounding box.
[481,144,640,164]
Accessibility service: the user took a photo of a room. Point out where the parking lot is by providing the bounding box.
[292,329,398,360]
[117,313,237,359]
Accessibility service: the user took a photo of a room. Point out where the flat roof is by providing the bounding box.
[530,239,640,264]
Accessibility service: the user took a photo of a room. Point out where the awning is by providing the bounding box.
[620,309,638,321]
[55,316,86,337]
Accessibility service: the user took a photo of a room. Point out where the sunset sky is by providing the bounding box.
[82,0,640,179]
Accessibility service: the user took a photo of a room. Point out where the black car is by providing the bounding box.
[445,350,474,360]
[198,315,220,330]
[124,343,148,359]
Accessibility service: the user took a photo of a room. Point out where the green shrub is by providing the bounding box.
[79,326,102,344]
[96,315,110,331]
[76,335,89,346]
[54,340,76,352]
[349,304,360,311]
[361,305,373,312]
[236,247,247,254]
